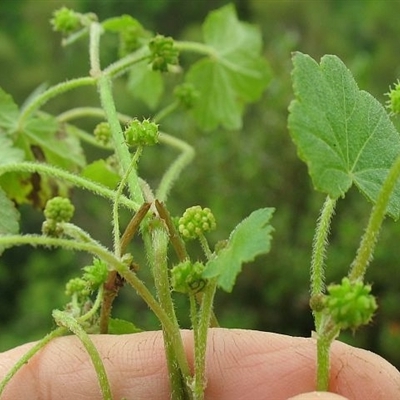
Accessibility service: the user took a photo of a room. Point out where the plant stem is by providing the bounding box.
[315,318,340,391]
[89,22,103,77]
[0,162,140,211]
[53,310,112,400]
[103,48,150,79]
[120,202,151,254]
[198,233,213,260]
[0,327,67,396]
[154,200,188,261]
[175,41,216,58]
[0,234,178,342]
[99,201,150,334]
[156,132,195,202]
[18,77,96,127]
[192,279,218,400]
[153,101,180,123]
[149,226,192,399]
[97,74,144,205]
[112,147,142,258]
[310,196,336,328]
[349,153,400,282]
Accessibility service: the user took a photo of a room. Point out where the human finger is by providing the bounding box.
[287,392,348,400]
[0,328,399,399]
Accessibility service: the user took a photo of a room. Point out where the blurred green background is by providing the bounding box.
[1,0,400,370]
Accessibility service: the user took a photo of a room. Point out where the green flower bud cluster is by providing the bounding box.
[325,278,377,330]
[149,35,179,72]
[124,118,159,147]
[65,258,108,298]
[386,80,400,115]
[42,197,75,236]
[171,260,206,294]
[65,277,90,298]
[178,206,216,240]
[174,83,199,109]
[51,7,81,33]
[50,7,96,34]
[94,122,111,146]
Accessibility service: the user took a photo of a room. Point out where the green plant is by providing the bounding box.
[1,3,400,399]
[288,52,400,390]
[0,5,273,399]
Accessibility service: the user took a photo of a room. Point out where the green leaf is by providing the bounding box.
[108,318,142,334]
[186,4,271,131]
[0,136,24,165]
[0,187,20,255]
[102,15,142,32]
[128,60,164,109]
[81,159,120,189]
[203,208,274,292]
[24,116,86,170]
[288,53,400,218]
[0,87,19,132]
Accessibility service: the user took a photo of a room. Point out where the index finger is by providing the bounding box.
[0,328,399,399]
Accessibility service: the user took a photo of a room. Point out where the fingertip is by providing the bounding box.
[287,392,348,400]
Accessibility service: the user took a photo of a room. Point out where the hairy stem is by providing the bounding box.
[193,279,218,399]
[0,234,179,346]
[349,154,400,282]
[149,226,192,399]
[112,147,142,258]
[89,22,103,77]
[97,74,143,204]
[316,318,340,391]
[155,199,188,261]
[53,310,112,400]
[156,132,195,202]
[310,196,336,328]
[99,201,150,334]
[0,162,139,211]
[18,77,96,128]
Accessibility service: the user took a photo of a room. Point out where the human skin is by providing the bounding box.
[0,328,399,399]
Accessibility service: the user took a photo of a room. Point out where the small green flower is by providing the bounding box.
[82,259,109,290]
[149,35,179,72]
[325,277,377,330]
[51,7,81,33]
[94,122,111,146]
[124,118,159,147]
[44,196,75,223]
[386,80,400,115]
[171,260,206,294]
[174,83,199,109]
[42,197,75,236]
[65,277,90,298]
[178,206,216,241]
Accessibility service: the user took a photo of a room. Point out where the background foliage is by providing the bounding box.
[1,0,400,369]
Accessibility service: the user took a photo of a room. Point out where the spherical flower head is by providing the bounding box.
[178,206,216,241]
[124,118,159,147]
[82,259,109,290]
[325,277,377,330]
[149,35,179,72]
[171,260,206,294]
[44,196,75,223]
[51,7,81,33]
[386,80,400,115]
[65,277,90,298]
[174,83,199,109]
[94,122,111,146]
